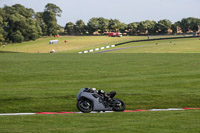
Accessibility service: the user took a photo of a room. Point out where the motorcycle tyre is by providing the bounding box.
[112,99,125,112]
[77,98,93,113]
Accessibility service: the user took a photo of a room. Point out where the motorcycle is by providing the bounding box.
[76,88,125,113]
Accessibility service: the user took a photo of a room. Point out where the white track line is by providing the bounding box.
[151,108,185,111]
[0,113,36,116]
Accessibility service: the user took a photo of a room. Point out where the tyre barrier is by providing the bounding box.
[78,45,115,54]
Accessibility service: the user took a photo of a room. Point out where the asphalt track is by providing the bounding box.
[95,44,156,53]
[114,36,199,46]
[0,108,199,116]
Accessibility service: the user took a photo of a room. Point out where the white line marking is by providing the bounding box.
[151,108,185,111]
[0,113,36,116]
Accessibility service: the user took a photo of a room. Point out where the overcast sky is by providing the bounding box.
[0,0,199,26]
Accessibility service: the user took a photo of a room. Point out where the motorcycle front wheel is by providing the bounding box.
[77,98,93,113]
[112,99,125,111]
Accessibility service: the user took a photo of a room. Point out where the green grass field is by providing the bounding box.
[1,53,200,113]
[0,36,200,132]
[0,35,196,54]
[97,38,200,53]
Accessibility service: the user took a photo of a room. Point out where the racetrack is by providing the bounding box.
[95,44,156,53]
[94,37,200,53]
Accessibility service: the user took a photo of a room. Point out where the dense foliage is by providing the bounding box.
[0,3,62,44]
[65,17,200,35]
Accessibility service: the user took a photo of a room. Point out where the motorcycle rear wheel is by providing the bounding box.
[112,99,125,111]
[77,98,93,113]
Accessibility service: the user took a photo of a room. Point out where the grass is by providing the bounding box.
[106,38,200,53]
[0,53,200,113]
[0,110,199,133]
[0,35,194,54]
[0,36,146,53]
[0,37,200,132]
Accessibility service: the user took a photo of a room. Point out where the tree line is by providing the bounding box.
[0,3,62,44]
[0,3,200,44]
[65,17,200,35]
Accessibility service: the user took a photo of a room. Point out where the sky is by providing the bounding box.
[0,0,200,26]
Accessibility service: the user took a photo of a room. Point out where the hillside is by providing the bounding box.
[0,36,145,53]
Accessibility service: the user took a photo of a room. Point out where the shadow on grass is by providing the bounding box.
[0,51,19,53]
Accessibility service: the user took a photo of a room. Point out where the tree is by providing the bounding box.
[75,20,86,35]
[42,3,62,36]
[189,17,200,33]
[119,23,127,33]
[0,33,4,45]
[108,19,121,32]
[44,3,62,17]
[137,20,156,35]
[87,17,109,34]
[26,18,40,40]
[180,18,190,33]
[0,3,62,43]
[3,6,16,15]
[12,4,34,18]
[137,21,148,34]
[171,21,180,34]
[64,22,75,35]
[156,19,172,34]
[127,22,138,35]
[0,23,5,45]
[145,20,156,35]
[7,13,39,41]
[98,17,109,34]
[2,4,40,42]
[35,12,47,35]
[42,11,58,36]
[87,17,99,34]
[10,30,24,43]
[0,9,6,44]
[179,17,200,34]
[6,13,26,41]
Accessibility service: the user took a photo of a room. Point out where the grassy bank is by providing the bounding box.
[0,53,200,113]
[1,35,196,54]
[0,36,145,53]
[107,38,200,53]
